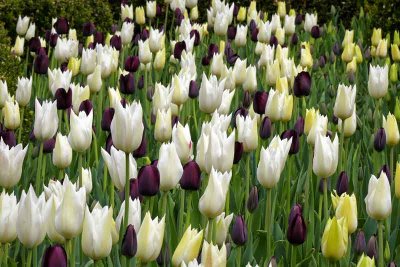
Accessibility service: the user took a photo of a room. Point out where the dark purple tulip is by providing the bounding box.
[174,41,186,60]
[43,137,56,153]
[251,28,259,42]
[78,100,93,116]
[175,8,184,26]
[295,14,303,25]
[247,186,258,213]
[227,25,237,40]
[157,246,170,267]
[50,33,58,48]
[55,88,72,110]
[259,117,272,140]
[180,160,201,191]
[201,56,211,66]
[332,115,339,125]
[294,116,304,136]
[291,33,299,45]
[138,75,144,89]
[190,30,200,46]
[172,115,179,127]
[106,134,113,153]
[110,35,122,51]
[29,37,41,54]
[269,35,278,47]
[225,43,239,65]
[208,44,219,58]
[54,18,69,35]
[138,165,160,196]
[119,73,135,94]
[60,62,68,72]
[94,31,105,45]
[121,224,137,258]
[0,128,16,147]
[336,171,349,196]
[232,107,248,128]
[379,164,392,183]
[120,98,127,108]
[125,56,140,72]
[243,91,251,109]
[189,80,199,99]
[233,4,239,17]
[311,26,320,38]
[141,29,149,41]
[281,129,300,155]
[319,55,326,68]
[367,235,378,260]
[231,215,248,245]
[34,52,49,75]
[111,24,119,34]
[249,20,257,32]
[293,72,311,97]
[354,230,366,255]
[332,42,341,56]
[156,4,162,16]
[101,108,114,132]
[287,204,307,245]
[42,244,67,267]
[374,128,386,152]
[45,30,51,42]
[82,22,96,36]
[233,141,244,164]
[253,91,268,115]
[87,42,95,50]
[129,178,143,201]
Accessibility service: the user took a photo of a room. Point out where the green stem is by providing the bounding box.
[58,109,62,132]
[123,152,130,232]
[378,221,384,267]
[164,4,169,32]
[323,178,329,222]
[265,188,272,259]
[4,243,8,266]
[304,146,313,221]
[92,130,99,166]
[207,218,214,242]
[291,245,296,267]
[35,142,44,191]
[185,192,192,228]
[178,189,185,237]
[245,154,251,220]
[68,239,75,267]
[390,147,394,182]
[340,123,345,172]
[236,246,242,266]
[26,250,32,267]
[58,169,64,180]
[78,153,83,188]
[18,107,25,143]
[64,111,70,132]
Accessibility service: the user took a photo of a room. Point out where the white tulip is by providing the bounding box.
[368,64,389,99]
[48,68,72,96]
[33,99,58,141]
[16,76,32,107]
[199,74,225,114]
[313,133,339,178]
[157,142,183,191]
[365,172,392,220]
[0,191,18,243]
[68,110,93,152]
[116,198,141,232]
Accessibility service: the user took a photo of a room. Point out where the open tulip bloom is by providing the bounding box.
[4,2,400,266]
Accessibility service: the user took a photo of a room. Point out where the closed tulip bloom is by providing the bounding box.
[149,28,164,53]
[34,99,58,141]
[48,68,72,96]
[368,64,389,99]
[138,164,160,196]
[68,110,93,152]
[155,108,172,142]
[321,217,348,261]
[264,89,285,122]
[304,108,317,135]
[284,15,296,35]
[233,58,247,86]
[217,89,235,115]
[287,204,307,245]
[356,254,375,267]
[257,135,292,188]
[55,177,86,239]
[67,57,81,77]
[199,74,225,114]
[54,38,78,62]
[2,100,20,130]
[80,48,97,75]
[86,65,102,93]
[214,12,229,36]
[265,60,280,86]
[243,65,257,93]
[383,112,400,146]
[236,115,258,152]
[16,16,30,36]
[180,160,201,190]
[146,1,157,18]
[42,245,67,267]
[154,48,166,70]
[136,212,165,263]
[365,172,392,220]
[366,235,377,259]
[171,73,190,106]
[135,6,146,25]
[0,80,10,108]
[331,191,358,234]
[116,198,141,233]
[172,226,203,266]
[210,53,224,77]
[82,204,116,260]
[301,46,313,68]
[342,30,354,47]
[17,186,46,248]
[152,83,173,114]
[338,106,357,138]
[157,142,183,191]
[70,83,90,114]
[11,36,24,56]
[121,4,133,20]
[0,191,18,243]
[231,215,247,245]
[52,133,72,169]
[209,212,233,246]
[16,76,32,107]
[111,101,144,153]
[334,84,356,120]
[0,138,27,188]
[304,13,317,32]
[374,128,386,152]
[391,44,400,62]
[234,25,248,47]
[172,122,193,163]
[376,39,387,58]
[341,43,355,63]
[199,168,231,218]
[313,133,339,178]
[306,113,328,146]
[122,224,137,258]
[121,22,134,46]
[355,231,367,255]
[138,39,152,64]
[201,241,227,267]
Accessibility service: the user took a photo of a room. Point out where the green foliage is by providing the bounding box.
[364,0,400,33]
[0,44,23,94]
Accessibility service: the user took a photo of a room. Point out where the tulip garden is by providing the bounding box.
[2,0,400,266]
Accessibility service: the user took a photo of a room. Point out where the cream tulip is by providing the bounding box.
[139,39,152,64]
[199,74,225,114]
[80,48,97,75]
[334,84,356,120]
[368,64,389,99]
[155,108,172,142]
[16,16,30,36]
[70,83,90,114]
[48,68,72,96]
[172,226,203,266]
[313,133,339,178]
[33,99,58,141]
[365,172,392,220]
[211,212,233,246]
[11,36,24,56]
[172,122,193,164]
[116,198,141,233]
[0,191,18,243]
[52,133,72,169]
[331,191,358,234]
[383,112,400,146]
[338,107,357,138]
[236,115,258,152]
[2,99,20,130]
[217,89,235,115]
[201,241,227,267]
[68,110,93,152]
[157,142,183,191]
[87,65,103,93]
[16,76,32,107]
[121,4,133,20]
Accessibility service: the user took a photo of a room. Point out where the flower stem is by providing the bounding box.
[78,153,83,188]
[390,147,394,182]
[178,189,185,237]
[185,192,192,229]
[245,154,251,220]
[123,152,130,232]
[323,178,329,222]
[290,245,296,266]
[340,122,345,171]
[378,221,384,267]
[26,250,32,267]
[265,188,272,259]
[304,146,313,221]
[18,107,25,143]
[68,239,75,267]
[35,142,44,191]
[207,218,214,242]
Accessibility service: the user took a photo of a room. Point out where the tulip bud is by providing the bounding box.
[253,91,268,115]
[366,235,378,260]
[2,100,20,130]
[383,112,400,146]
[293,71,311,97]
[321,217,348,260]
[42,245,67,267]
[281,129,300,155]
[125,56,140,72]
[53,133,72,169]
[365,171,392,220]
[180,160,201,191]
[336,171,349,196]
[259,116,272,140]
[101,108,115,132]
[374,127,386,152]
[246,186,259,213]
[189,80,199,99]
[233,141,244,164]
[311,25,320,38]
[54,17,69,35]
[287,204,307,245]
[231,215,247,246]
[294,116,305,136]
[122,224,137,258]
[138,164,160,196]
[354,230,367,255]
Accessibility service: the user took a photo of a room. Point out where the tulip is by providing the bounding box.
[356,254,375,267]
[135,6,146,25]
[138,164,160,196]
[96,44,119,78]
[149,28,164,53]
[342,30,354,47]
[376,39,388,58]
[338,106,357,138]
[368,64,389,99]
[171,73,190,106]
[86,65,102,93]
[286,204,307,245]
[48,68,72,96]
[231,215,248,246]
[334,84,356,120]
[116,198,141,233]
[365,172,392,220]
[304,108,317,135]
[11,36,24,56]
[307,113,328,146]
[16,15,30,36]
[2,99,20,130]
[366,235,378,260]
[82,204,116,260]
[0,80,10,109]
[243,65,257,93]
[233,58,247,86]
[321,217,348,261]
[68,110,93,152]
[172,226,203,266]
[80,48,97,76]
[217,89,235,115]
[146,1,157,18]
[157,142,183,191]
[313,133,339,178]
[264,89,284,122]
[55,177,86,239]
[121,4,133,20]
[304,13,317,32]
[122,224,137,258]
[17,186,46,248]
[236,115,258,152]
[199,74,225,114]
[390,63,398,82]
[210,53,224,77]
[383,112,399,146]
[67,57,81,77]
[54,38,79,62]
[180,160,201,190]
[374,128,386,152]
[265,60,280,86]
[136,212,165,263]
[42,245,68,267]
[257,136,292,188]
[154,108,172,142]
[199,168,231,218]
[234,25,248,47]
[16,76,32,107]
[293,71,311,97]
[301,45,313,68]
[70,83,90,114]
[33,99,58,141]
[391,44,400,62]
[336,171,349,196]
[201,241,227,267]
[355,231,367,255]
[0,191,18,243]
[331,191,358,234]
[101,146,137,191]
[154,48,166,70]
[51,133,72,170]
[172,122,193,163]
[111,101,144,153]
